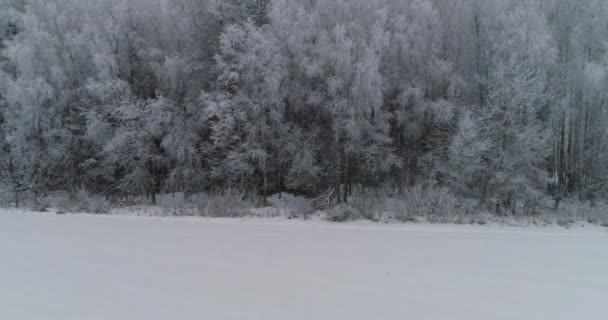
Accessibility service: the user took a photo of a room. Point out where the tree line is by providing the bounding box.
[0,0,607,211]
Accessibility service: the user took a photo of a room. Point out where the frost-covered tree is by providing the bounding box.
[544,0,608,201]
[0,0,80,206]
[202,21,287,204]
[449,2,555,212]
[269,0,398,203]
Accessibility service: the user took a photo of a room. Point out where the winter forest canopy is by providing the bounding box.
[0,0,607,214]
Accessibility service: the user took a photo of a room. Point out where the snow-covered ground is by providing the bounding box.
[1,210,606,320]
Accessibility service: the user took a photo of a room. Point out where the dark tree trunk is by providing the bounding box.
[342,156,348,204]
[336,152,342,204]
[263,170,268,207]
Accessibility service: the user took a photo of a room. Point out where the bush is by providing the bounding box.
[268,193,311,218]
[158,193,199,216]
[201,188,250,217]
[396,185,477,222]
[350,192,384,221]
[326,204,361,222]
[565,201,608,226]
[63,189,111,214]
[317,186,482,223]
[522,199,608,227]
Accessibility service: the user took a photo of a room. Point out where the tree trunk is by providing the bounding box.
[336,151,342,204]
[263,170,268,207]
[278,164,283,200]
[342,156,348,204]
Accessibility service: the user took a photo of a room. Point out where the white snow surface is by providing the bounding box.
[1,210,607,320]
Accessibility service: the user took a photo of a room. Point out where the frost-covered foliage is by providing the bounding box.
[0,0,607,216]
[447,3,555,212]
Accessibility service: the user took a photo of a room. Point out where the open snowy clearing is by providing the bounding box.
[1,211,607,320]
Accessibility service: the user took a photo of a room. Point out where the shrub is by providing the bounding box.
[202,188,250,217]
[350,192,384,221]
[64,189,111,214]
[396,185,477,221]
[268,193,311,218]
[158,193,199,216]
[326,204,361,222]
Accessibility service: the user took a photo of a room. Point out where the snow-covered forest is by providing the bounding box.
[0,0,607,218]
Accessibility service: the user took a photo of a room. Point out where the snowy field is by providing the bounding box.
[1,211,607,320]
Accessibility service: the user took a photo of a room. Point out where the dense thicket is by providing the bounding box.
[1,0,607,211]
